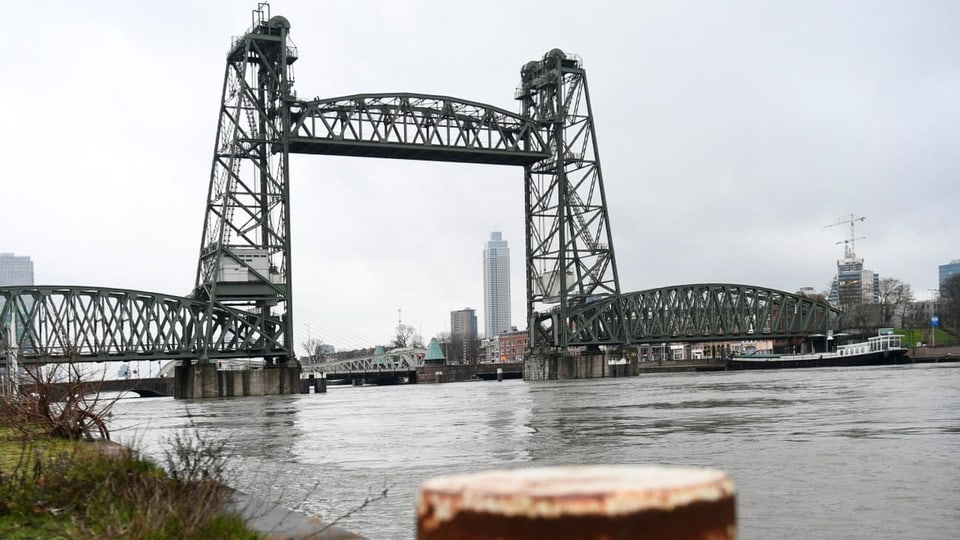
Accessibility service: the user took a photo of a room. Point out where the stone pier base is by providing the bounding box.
[174,363,303,399]
[524,350,638,381]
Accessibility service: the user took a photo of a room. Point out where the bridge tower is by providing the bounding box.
[193,3,297,363]
[517,49,623,350]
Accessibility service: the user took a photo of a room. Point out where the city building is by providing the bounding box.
[0,253,34,286]
[940,259,960,293]
[450,308,478,341]
[1,253,35,393]
[496,329,527,363]
[829,259,879,307]
[449,307,478,364]
[826,217,878,308]
[483,231,511,339]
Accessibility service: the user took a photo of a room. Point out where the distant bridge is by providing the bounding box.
[301,346,424,385]
[19,377,173,402]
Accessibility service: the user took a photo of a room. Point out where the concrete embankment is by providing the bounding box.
[908,344,960,362]
[417,362,524,383]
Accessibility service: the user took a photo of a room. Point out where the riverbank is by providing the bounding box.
[634,346,960,374]
[0,427,360,538]
[226,488,363,539]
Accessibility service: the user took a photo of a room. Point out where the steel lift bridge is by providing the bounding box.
[0,4,841,367]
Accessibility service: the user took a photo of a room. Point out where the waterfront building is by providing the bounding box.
[479,338,495,363]
[449,308,478,364]
[496,329,527,363]
[450,308,477,342]
[0,253,34,286]
[828,251,878,308]
[0,253,34,392]
[940,259,960,293]
[483,232,511,339]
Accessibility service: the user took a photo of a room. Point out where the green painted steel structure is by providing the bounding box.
[0,4,842,366]
[539,284,843,348]
[192,4,619,359]
[0,286,283,364]
[0,284,840,363]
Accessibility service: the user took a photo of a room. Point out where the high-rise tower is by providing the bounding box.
[0,253,34,287]
[826,214,878,307]
[483,232,511,338]
[940,259,960,293]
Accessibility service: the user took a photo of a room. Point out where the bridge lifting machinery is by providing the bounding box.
[0,3,842,366]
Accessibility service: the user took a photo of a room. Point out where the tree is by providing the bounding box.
[841,302,875,337]
[301,337,326,365]
[877,277,914,327]
[941,274,960,333]
[901,301,929,347]
[393,323,419,348]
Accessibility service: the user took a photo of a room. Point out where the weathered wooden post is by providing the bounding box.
[417,465,735,539]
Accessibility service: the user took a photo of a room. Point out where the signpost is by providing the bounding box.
[931,315,939,347]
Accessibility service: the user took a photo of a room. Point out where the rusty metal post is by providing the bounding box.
[417,465,735,539]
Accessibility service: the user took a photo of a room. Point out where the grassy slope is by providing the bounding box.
[0,426,259,539]
[894,327,958,347]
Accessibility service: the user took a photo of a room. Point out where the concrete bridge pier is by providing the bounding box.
[523,352,604,381]
[524,349,638,381]
[174,362,302,399]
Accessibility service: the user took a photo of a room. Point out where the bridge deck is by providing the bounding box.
[288,138,548,165]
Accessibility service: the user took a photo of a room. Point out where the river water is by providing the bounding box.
[108,363,960,539]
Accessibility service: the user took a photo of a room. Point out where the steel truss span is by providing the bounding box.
[548,284,843,347]
[288,94,550,165]
[303,347,424,375]
[0,287,284,364]
[0,5,844,366]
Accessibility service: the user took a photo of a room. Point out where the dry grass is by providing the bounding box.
[0,359,260,539]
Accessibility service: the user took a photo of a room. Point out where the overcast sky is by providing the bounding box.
[3,1,958,351]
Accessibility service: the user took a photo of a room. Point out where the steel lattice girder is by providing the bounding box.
[194,7,295,362]
[610,284,842,343]
[305,347,423,375]
[0,287,285,364]
[518,49,621,349]
[286,94,551,165]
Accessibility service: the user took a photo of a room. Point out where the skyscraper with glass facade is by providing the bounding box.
[0,253,34,286]
[940,259,960,293]
[483,232,511,338]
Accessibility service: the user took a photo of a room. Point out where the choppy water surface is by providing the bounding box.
[110,364,960,539]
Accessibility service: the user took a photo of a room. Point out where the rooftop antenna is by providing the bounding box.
[825,213,866,260]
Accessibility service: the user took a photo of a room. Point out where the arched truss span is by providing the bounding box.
[541,284,843,347]
[0,287,284,364]
[287,93,551,165]
[304,347,424,375]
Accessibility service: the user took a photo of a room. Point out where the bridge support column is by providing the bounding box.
[174,363,303,399]
[524,351,612,381]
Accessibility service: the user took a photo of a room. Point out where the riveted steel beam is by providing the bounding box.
[0,287,284,364]
[287,94,550,165]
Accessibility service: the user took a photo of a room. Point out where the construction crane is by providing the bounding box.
[825,213,866,260]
